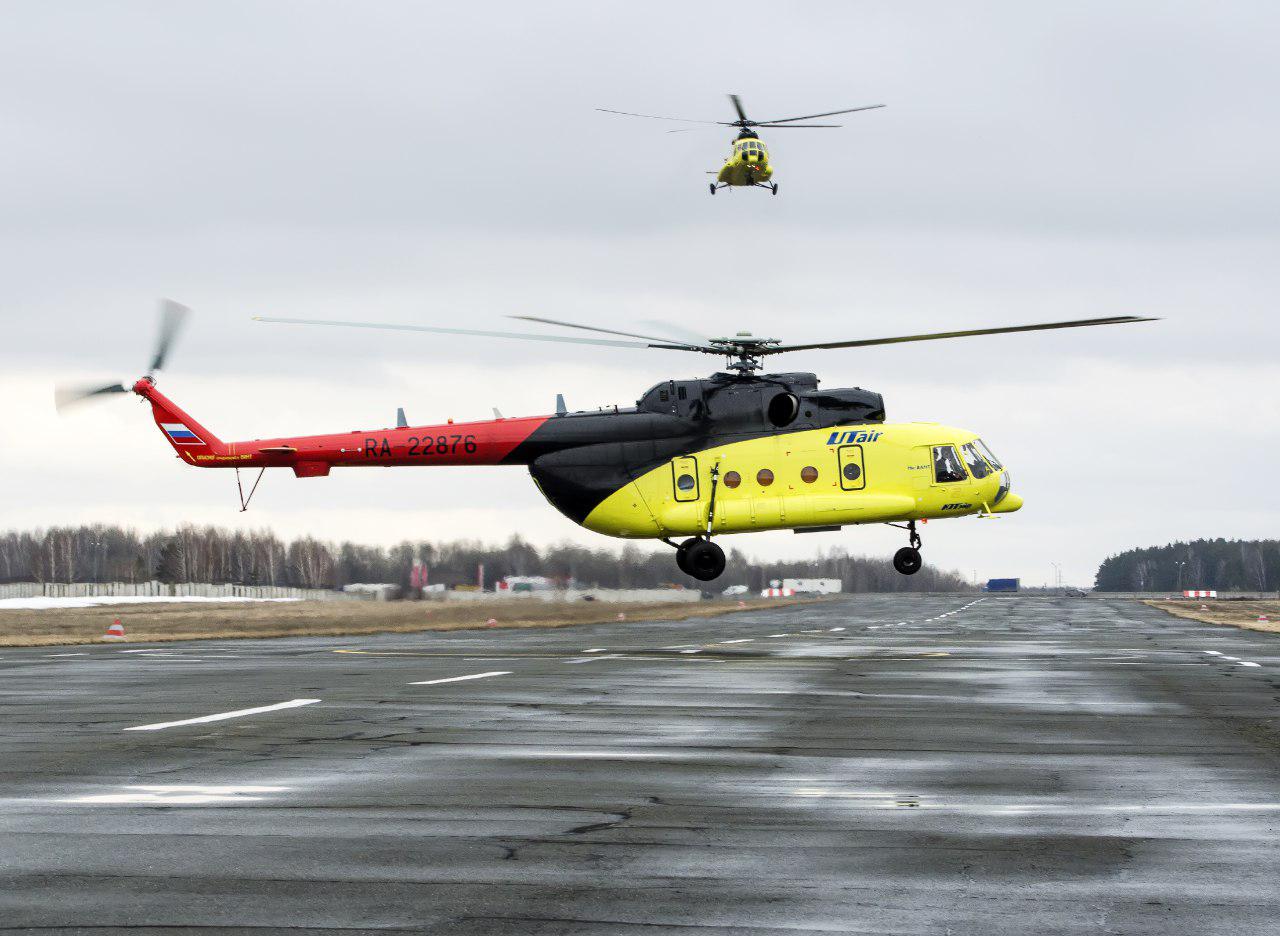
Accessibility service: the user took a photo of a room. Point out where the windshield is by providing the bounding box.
[960,442,993,479]
[974,438,1003,471]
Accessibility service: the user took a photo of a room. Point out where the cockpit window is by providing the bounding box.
[960,442,992,479]
[974,438,1003,471]
[932,444,967,483]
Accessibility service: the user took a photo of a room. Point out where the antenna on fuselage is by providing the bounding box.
[555,394,567,416]
[396,407,408,428]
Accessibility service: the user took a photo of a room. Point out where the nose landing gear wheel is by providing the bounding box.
[709,183,717,195]
[771,183,778,195]
[893,546,922,576]
[683,539,726,581]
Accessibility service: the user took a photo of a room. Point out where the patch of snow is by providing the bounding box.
[0,596,302,610]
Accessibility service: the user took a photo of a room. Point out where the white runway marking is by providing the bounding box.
[124,698,321,732]
[720,638,754,644]
[63,784,287,805]
[766,634,789,638]
[410,671,511,686]
[679,649,701,654]
[565,654,622,664]
[46,653,89,658]
[582,648,609,653]
[829,627,846,632]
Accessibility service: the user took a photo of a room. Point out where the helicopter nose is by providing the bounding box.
[989,471,1022,513]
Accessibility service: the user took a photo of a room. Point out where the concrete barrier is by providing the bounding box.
[0,582,352,601]
[425,588,703,604]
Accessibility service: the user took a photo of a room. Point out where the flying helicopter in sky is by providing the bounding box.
[56,303,1156,582]
[597,94,884,195]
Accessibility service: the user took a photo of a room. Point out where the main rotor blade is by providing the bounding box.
[758,104,886,125]
[54,381,128,414]
[148,298,190,373]
[751,123,842,128]
[770,316,1159,354]
[729,93,749,123]
[595,108,722,125]
[252,316,694,351]
[509,314,711,350]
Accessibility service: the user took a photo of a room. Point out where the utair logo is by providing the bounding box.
[826,429,882,445]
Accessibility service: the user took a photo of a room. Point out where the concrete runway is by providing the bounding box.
[2,596,1280,935]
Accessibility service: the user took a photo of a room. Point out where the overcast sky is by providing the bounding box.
[2,1,1276,587]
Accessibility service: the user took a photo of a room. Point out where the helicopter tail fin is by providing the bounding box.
[132,378,227,463]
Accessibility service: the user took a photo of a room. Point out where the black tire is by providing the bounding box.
[893,546,922,576]
[709,183,717,195]
[675,538,698,575]
[684,540,726,581]
[771,183,778,195]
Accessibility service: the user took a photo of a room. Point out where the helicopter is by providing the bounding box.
[56,303,1155,582]
[597,94,884,195]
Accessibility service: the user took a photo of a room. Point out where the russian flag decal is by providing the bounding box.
[161,422,203,445]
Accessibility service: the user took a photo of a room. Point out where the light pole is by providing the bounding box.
[1050,562,1062,590]
[1174,561,1186,592]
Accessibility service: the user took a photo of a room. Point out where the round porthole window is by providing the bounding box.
[676,473,696,491]
[842,462,862,482]
[800,466,819,483]
[757,468,775,487]
[723,470,741,489]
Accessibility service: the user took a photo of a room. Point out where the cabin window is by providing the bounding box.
[974,438,1003,471]
[659,389,669,403]
[677,386,687,400]
[960,442,992,479]
[801,466,819,484]
[757,468,774,487]
[932,445,967,483]
[723,470,741,489]
[676,473,696,492]
[842,462,861,482]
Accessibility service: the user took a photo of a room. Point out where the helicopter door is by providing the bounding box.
[837,445,866,491]
[671,456,700,503]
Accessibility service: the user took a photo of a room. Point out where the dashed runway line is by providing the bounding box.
[124,698,322,732]
[409,671,511,686]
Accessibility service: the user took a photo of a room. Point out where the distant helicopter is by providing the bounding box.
[597,94,884,195]
[57,303,1155,582]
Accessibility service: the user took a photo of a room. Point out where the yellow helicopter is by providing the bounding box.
[597,94,884,195]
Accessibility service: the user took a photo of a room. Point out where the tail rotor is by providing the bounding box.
[54,299,190,414]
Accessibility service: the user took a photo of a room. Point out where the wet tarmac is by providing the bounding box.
[2,595,1279,934]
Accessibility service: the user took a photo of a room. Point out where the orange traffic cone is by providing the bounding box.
[485,617,498,627]
[103,619,125,641]
[1258,614,1270,624]
[616,612,626,621]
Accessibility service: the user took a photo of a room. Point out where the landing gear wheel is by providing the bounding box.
[709,183,717,195]
[675,538,699,575]
[893,546,922,576]
[684,539,726,581]
[771,183,778,195]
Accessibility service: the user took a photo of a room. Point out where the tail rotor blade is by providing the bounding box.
[148,298,190,374]
[54,382,128,414]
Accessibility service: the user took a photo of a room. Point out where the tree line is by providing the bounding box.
[0,524,972,593]
[1094,538,1278,592]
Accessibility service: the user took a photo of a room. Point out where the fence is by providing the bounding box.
[0,581,350,601]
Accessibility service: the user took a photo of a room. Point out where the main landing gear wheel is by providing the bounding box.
[682,539,726,581]
[771,183,778,195]
[675,538,698,575]
[709,183,717,195]
[893,546,922,576]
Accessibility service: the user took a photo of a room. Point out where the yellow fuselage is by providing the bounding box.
[582,422,1021,539]
[717,137,774,186]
